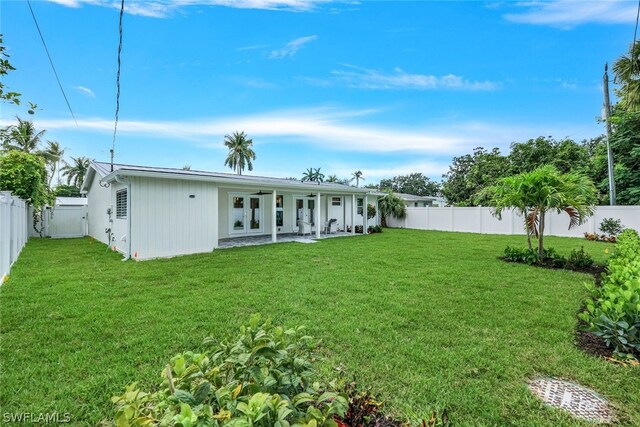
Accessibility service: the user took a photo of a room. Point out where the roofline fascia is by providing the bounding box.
[103,169,375,195]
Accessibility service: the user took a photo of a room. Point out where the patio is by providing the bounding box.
[218,231,356,249]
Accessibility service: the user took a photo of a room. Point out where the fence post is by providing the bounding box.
[425,206,430,230]
[450,206,454,231]
[478,206,483,234]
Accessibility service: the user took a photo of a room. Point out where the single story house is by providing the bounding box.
[81,161,380,260]
[396,192,446,207]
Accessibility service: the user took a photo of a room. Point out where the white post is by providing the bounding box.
[212,186,219,249]
[363,195,368,234]
[426,206,430,230]
[271,190,277,243]
[478,206,483,234]
[450,205,454,231]
[351,194,356,235]
[315,193,321,239]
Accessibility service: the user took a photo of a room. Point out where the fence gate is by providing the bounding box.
[48,206,88,238]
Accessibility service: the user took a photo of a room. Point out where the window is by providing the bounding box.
[331,197,342,206]
[116,189,127,219]
[276,195,284,226]
[357,198,363,215]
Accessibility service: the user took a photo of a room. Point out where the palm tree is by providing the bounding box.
[301,167,324,183]
[1,117,45,153]
[223,131,256,175]
[613,40,640,112]
[61,156,90,188]
[378,190,407,227]
[182,165,192,170]
[41,141,65,188]
[487,165,597,259]
[326,174,339,183]
[350,170,364,187]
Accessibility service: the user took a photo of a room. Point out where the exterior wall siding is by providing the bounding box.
[130,177,218,260]
[87,175,111,245]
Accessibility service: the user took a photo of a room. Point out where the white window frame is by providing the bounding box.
[116,189,127,219]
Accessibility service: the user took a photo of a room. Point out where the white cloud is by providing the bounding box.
[8,107,597,157]
[75,86,96,98]
[331,65,499,91]
[269,35,318,59]
[503,0,637,28]
[45,0,331,18]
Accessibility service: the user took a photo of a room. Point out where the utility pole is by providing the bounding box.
[603,63,616,206]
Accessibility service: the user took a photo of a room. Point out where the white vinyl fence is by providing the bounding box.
[0,192,29,283]
[387,206,640,237]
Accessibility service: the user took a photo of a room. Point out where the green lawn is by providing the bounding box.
[1,229,638,426]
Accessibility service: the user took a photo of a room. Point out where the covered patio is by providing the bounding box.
[218,231,355,249]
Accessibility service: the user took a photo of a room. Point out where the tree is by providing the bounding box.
[0,151,48,206]
[612,40,640,112]
[350,170,364,187]
[487,165,597,259]
[442,147,508,206]
[1,117,45,153]
[54,184,81,197]
[61,156,90,188]
[508,136,590,175]
[301,167,324,183]
[0,34,21,106]
[603,111,640,205]
[41,141,64,188]
[379,173,440,196]
[182,165,191,171]
[326,174,339,183]
[223,131,256,175]
[377,190,406,227]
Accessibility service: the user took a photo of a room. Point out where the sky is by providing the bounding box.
[1,0,637,183]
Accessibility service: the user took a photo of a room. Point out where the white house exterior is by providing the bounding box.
[81,162,380,260]
[395,192,446,207]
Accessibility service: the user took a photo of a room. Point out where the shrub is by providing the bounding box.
[354,225,364,234]
[367,225,383,234]
[567,246,594,269]
[111,315,348,426]
[599,218,624,237]
[503,246,565,267]
[579,229,640,359]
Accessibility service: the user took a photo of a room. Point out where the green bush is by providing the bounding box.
[567,246,594,269]
[503,246,565,267]
[579,229,640,359]
[599,218,624,237]
[111,315,348,426]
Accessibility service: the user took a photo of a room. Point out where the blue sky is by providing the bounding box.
[1,0,637,183]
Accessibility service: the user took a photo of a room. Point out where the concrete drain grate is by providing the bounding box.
[528,377,614,423]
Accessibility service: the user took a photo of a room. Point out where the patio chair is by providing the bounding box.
[297,220,312,236]
[327,219,338,234]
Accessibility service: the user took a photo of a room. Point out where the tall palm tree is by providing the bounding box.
[326,174,339,183]
[1,117,45,153]
[350,170,364,187]
[61,156,91,188]
[378,190,407,227]
[223,131,256,175]
[301,167,324,183]
[488,165,597,259]
[41,141,65,188]
[613,40,640,112]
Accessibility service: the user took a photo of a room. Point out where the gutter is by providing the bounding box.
[113,175,132,261]
[102,169,375,195]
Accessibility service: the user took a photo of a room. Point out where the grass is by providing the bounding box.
[1,229,638,426]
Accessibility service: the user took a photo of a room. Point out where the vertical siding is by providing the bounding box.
[110,181,128,253]
[87,175,112,245]
[131,177,218,259]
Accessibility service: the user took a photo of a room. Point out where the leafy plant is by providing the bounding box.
[579,229,640,359]
[567,246,594,269]
[111,315,349,426]
[367,204,376,220]
[367,225,382,234]
[599,218,624,237]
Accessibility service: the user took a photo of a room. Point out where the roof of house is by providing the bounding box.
[83,161,373,195]
[394,192,443,201]
[55,197,88,206]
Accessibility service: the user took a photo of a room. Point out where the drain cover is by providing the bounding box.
[528,377,614,423]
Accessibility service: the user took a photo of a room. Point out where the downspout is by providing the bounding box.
[114,175,132,260]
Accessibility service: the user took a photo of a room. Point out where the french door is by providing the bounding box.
[230,194,262,234]
[295,197,316,230]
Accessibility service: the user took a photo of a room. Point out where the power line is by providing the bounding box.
[111,0,125,172]
[26,0,77,126]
